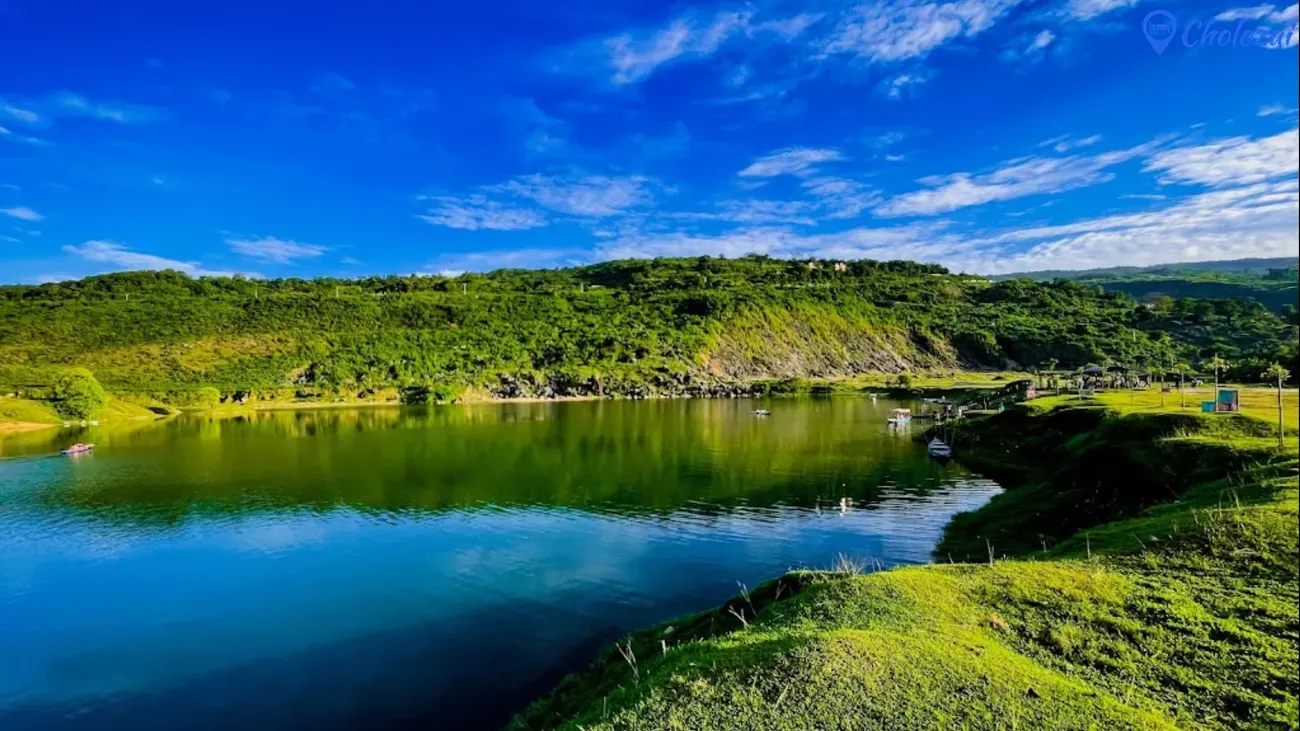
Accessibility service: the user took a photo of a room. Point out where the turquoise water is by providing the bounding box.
[0,398,999,730]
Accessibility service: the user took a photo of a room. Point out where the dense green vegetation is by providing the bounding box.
[995,257,1300,314]
[2,257,1295,404]
[511,403,1298,730]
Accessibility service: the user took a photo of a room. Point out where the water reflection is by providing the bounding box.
[0,398,999,731]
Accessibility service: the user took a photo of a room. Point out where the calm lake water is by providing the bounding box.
[0,398,999,731]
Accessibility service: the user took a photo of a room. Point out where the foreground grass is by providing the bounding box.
[512,403,1298,730]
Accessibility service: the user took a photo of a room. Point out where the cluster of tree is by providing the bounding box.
[0,257,1294,398]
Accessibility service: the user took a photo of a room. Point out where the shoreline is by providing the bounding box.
[510,400,1299,729]
[0,421,56,435]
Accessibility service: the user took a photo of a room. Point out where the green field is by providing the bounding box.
[513,402,1299,730]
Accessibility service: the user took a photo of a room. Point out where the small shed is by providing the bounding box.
[1215,389,1240,413]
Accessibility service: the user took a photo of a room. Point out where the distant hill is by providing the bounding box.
[993,257,1299,281]
[993,258,1299,313]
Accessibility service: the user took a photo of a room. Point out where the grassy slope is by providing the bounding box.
[511,404,1298,731]
[0,395,158,429]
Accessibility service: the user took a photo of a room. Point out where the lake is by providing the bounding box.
[0,398,1000,730]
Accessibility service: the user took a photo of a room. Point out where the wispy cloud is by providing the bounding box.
[1215,3,1297,22]
[1038,133,1101,152]
[1142,128,1299,187]
[497,173,661,217]
[879,69,934,99]
[309,71,357,96]
[63,240,238,277]
[1064,0,1140,21]
[738,147,845,178]
[0,125,49,145]
[819,0,1023,63]
[418,194,549,231]
[1,92,161,126]
[1002,29,1055,62]
[876,137,1164,216]
[597,9,819,84]
[0,206,43,221]
[418,173,663,231]
[1258,103,1297,117]
[605,10,754,85]
[226,236,328,264]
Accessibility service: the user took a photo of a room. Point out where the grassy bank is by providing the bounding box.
[0,394,161,433]
[511,402,1298,730]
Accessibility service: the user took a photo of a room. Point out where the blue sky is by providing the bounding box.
[1,0,1297,283]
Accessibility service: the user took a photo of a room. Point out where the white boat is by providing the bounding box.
[887,408,912,425]
[927,438,952,459]
[61,443,95,455]
[751,409,772,416]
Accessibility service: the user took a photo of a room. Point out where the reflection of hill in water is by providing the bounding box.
[7,399,985,527]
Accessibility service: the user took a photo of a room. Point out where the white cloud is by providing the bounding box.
[49,92,160,124]
[418,194,549,231]
[802,177,881,218]
[1065,0,1140,20]
[1258,103,1295,116]
[225,236,328,264]
[496,174,659,217]
[2,93,159,126]
[669,199,818,226]
[739,147,845,177]
[880,70,934,99]
[417,173,660,231]
[1027,29,1056,51]
[1001,29,1056,62]
[1,104,40,123]
[820,0,1023,63]
[63,240,238,277]
[1215,3,1296,21]
[601,9,821,84]
[0,206,43,221]
[1039,133,1102,152]
[756,13,825,39]
[876,138,1163,216]
[588,179,1297,274]
[605,11,751,84]
[0,125,48,145]
[1142,129,1299,187]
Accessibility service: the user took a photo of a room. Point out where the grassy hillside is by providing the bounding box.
[511,404,1298,730]
[2,258,1295,404]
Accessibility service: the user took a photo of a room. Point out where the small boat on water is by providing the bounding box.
[927,438,952,459]
[61,443,95,455]
[751,409,772,416]
[887,408,912,425]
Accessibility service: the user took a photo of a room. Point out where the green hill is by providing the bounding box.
[992,258,1299,313]
[1,256,1295,403]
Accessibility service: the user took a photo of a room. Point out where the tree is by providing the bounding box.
[52,368,107,419]
[1264,363,1290,450]
[895,372,914,389]
[1207,356,1228,394]
[1042,358,1059,394]
[1173,363,1191,408]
